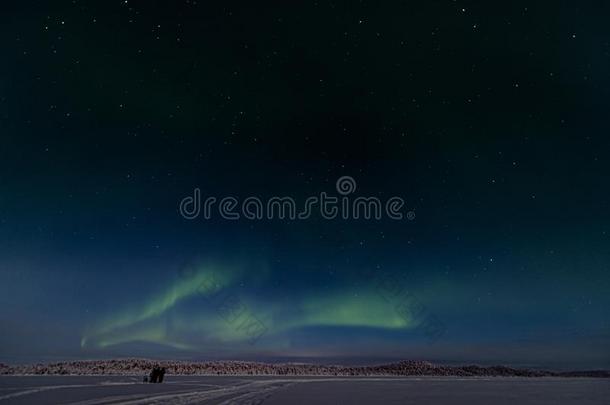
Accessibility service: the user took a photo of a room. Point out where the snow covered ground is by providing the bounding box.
[0,375,608,404]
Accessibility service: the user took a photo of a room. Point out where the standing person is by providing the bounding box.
[149,366,159,383]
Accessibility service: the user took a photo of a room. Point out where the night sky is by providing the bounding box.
[1,1,609,369]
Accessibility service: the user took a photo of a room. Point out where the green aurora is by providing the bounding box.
[81,265,418,351]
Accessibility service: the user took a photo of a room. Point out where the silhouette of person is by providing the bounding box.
[149,366,159,383]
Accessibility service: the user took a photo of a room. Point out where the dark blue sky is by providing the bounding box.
[0,0,609,369]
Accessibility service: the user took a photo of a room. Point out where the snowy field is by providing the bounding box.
[0,375,608,404]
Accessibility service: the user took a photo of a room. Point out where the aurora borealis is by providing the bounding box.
[1,1,610,369]
[80,263,416,352]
